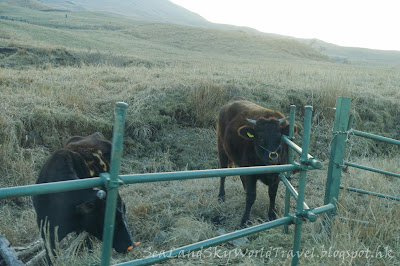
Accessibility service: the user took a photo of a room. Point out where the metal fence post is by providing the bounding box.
[291,106,312,266]
[284,105,296,234]
[323,97,351,234]
[323,97,351,211]
[100,102,128,266]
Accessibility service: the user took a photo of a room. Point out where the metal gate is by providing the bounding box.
[0,101,334,266]
[324,96,400,232]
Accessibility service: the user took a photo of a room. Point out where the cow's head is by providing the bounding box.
[66,132,112,163]
[238,117,296,165]
[75,189,138,253]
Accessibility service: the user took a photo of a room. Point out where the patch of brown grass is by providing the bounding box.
[190,82,232,127]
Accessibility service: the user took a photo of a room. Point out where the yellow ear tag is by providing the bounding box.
[247,132,254,138]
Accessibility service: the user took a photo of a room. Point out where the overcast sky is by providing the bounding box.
[170,0,399,51]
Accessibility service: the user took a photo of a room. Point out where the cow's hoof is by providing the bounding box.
[239,219,251,229]
[268,212,277,221]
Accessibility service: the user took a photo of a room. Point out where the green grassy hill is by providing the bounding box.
[0,2,329,69]
[301,38,400,67]
[0,2,399,266]
[37,0,212,27]
[0,0,50,10]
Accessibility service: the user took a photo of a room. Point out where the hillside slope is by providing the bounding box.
[0,0,50,10]
[302,38,400,67]
[37,0,212,27]
[3,0,400,67]
[0,3,330,69]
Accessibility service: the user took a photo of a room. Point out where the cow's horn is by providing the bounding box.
[246,118,257,124]
[96,190,106,199]
[278,117,289,124]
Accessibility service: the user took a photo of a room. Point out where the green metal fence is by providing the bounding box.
[324,97,400,229]
[0,102,332,266]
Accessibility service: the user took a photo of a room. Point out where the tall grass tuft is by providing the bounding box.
[190,82,232,127]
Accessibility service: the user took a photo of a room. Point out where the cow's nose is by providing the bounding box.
[268,152,279,161]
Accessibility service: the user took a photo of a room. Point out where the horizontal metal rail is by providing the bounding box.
[340,129,400,204]
[341,216,400,231]
[311,203,336,215]
[0,177,103,200]
[344,161,400,179]
[282,136,322,169]
[351,129,400,146]
[115,216,294,266]
[339,185,400,201]
[119,164,300,184]
[339,217,375,227]
[0,165,300,200]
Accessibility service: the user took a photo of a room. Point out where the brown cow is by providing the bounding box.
[217,98,297,227]
[33,132,138,264]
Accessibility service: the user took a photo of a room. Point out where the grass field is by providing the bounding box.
[0,2,399,265]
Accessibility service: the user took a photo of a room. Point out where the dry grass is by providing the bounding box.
[1,6,400,264]
[190,82,238,127]
[1,60,399,265]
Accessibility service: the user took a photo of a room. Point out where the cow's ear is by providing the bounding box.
[101,142,112,162]
[281,124,290,136]
[281,124,298,136]
[92,133,112,162]
[238,126,256,140]
[76,201,96,215]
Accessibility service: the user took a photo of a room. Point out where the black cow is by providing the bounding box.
[32,132,138,263]
[217,98,297,227]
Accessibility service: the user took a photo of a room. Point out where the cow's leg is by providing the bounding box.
[218,148,229,202]
[268,181,279,221]
[218,176,226,202]
[240,176,247,191]
[240,176,257,227]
